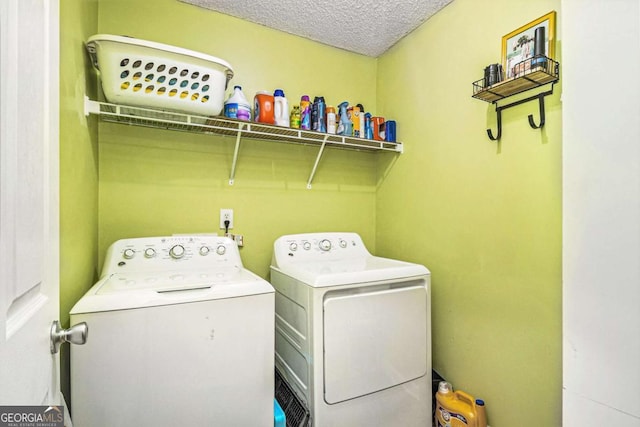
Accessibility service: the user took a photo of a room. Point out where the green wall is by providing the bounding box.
[95,0,381,276]
[376,0,562,426]
[59,0,99,407]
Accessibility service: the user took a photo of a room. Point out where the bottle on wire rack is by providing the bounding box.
[224,85,251,121]
[274,89,289,127]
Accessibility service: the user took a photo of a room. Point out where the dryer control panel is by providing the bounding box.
[272,232,371,265]
[100,235,241,278]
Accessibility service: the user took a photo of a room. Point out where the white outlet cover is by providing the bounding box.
[220,209,233,229]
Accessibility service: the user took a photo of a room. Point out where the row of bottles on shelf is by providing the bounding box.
[223,85,396,142]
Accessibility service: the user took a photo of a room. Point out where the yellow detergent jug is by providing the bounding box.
[435,381,487,427]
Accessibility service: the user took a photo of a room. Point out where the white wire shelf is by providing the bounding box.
[84,97,403,188]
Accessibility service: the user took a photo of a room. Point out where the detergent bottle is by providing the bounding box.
[300,95,311,130]
[254,91,275,124]
[224,85,251,121]
[290,105,301,129]
[311,97,320,131]
[435,382,487,427]
[273,89,289,127]
[315,96,326,132]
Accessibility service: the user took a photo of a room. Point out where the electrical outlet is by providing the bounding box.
[219,209,233,230]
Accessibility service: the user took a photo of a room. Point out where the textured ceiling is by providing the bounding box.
[180,0,454,57]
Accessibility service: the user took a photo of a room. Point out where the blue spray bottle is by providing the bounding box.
[337,101,352,136]
[364,112,373,139]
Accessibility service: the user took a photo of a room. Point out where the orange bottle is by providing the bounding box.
[435,382,487,427]
[254,91,275,124]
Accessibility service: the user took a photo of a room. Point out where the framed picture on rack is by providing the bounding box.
[502,11,556,79]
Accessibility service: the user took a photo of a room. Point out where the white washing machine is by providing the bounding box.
[70,235,274,427]
[270,232,431,426]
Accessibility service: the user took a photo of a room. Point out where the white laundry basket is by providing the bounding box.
[86,34,233,116]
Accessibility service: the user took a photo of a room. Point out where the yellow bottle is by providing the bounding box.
[435,382,487,427]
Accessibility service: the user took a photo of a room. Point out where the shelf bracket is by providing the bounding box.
[84,96,101,116]
[228,123,245,186]
[307,135,330,189]
[486,87,554,141]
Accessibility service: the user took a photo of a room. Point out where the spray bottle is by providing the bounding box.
[364,112,373,139]
[336,101,352,136]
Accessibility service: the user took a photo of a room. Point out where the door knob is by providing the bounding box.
[50,320,88,354]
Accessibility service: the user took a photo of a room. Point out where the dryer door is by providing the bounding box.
[323,281,428,404]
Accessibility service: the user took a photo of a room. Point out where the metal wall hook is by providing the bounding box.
[487,108,502,141]
[485,88,554,141]
[527,94,546,129]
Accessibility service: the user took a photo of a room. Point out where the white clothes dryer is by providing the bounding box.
[70,235,274,427]
[270,232,431,427]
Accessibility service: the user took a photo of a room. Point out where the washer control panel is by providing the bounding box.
[101,235,240,277]
[275,232,370,263]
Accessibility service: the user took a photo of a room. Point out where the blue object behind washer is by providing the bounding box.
[274,399,286,427]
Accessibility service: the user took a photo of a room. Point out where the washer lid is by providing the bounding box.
[96,266,243,294]
[70,268,274,314]
[272,255,429,287]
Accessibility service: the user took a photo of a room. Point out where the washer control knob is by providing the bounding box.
[303,241,311,250]
[339,239,347,248]
[319,239,332,251]
[289,242,298,251]
[123,248,135,259]
[144,248,156,258]
[169,245,185,259]
[216,245,226,255]
[199,246,210,256]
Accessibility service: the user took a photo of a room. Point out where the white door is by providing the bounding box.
[0,0,61,407]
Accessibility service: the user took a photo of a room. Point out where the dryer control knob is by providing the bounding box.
[216,245,226,255]
[123,248,135,259]
[339,239,347,248]
[289,242,298,251]
[199,246,210,256]
[319,239,332,251]
[169,244,185,259]
[144,248,156,258]
[303,241,311,250]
